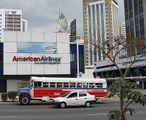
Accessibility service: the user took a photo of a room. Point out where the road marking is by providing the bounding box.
[87,113,106,116]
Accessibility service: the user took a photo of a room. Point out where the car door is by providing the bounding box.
[78,92,88,105]
[65,92,78,106]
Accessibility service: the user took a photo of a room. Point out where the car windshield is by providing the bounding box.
[62,92,70,97]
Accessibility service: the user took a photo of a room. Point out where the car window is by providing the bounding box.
[67,92,77,98]
[79,92,87,97]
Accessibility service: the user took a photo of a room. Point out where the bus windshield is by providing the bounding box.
[29,80,34,89]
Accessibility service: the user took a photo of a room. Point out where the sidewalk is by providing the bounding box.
[99,97,120,102]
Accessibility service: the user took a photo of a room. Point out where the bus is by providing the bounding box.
[17,76,108,105]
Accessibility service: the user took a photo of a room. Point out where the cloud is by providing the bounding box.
[0,0,82,33]
[118,0,125,23]
[0,0,124,37]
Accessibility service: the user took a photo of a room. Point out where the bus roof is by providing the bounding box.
[30,76,106,83]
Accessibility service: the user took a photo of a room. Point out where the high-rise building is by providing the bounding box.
[22,19,27,32]
[82,0,119,67]
[124,0,146,39]
[0,9,27,41]
[119,23,126,38]
[70,19,77,42]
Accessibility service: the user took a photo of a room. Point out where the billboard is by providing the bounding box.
[17,42,57,54]
[4,32,70,75]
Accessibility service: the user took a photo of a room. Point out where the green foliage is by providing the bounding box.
[127,91,146,106]
[108,79,146,120]
[109,79,146,105]
[108,78,133,98]
[108,110,122,120]
[7,91,17,102]
[125,108,135,116]
[1,93,7,102]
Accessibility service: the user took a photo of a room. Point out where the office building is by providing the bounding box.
[0,9,27,41]
[119,23,126,38]
[70,19,77,42]
[93,0,146,89]
[124,0,146,39]
[0,31,84,92]
[82,0,119,67]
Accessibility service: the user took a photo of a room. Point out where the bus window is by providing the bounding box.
[70,83,76,88]
[34,82,42,87]
[50,82,56,88]
[63,82,69,88]
[57,82,62,88]
[95,83,103,88]
[83,83,88,88]
[43,82,48,87]
[77,83,82,88]
[89,83,95,88]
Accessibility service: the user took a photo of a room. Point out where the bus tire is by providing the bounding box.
[85,101,91,107]
[60,102,66,108]
[19,95,30,105]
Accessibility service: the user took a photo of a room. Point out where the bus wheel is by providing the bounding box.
[60,102,66,108]
[85,101,91,107]
[20,95,30,105]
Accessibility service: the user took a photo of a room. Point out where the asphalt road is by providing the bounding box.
[0,102,146,120]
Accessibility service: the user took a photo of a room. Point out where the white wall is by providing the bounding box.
[7,80,18,92]
[4,32,70,75]
[82,68,94,78]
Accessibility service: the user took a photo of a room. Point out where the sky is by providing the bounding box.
[0,0,125,37]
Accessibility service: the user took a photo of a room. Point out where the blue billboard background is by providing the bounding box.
[17,42,57,54]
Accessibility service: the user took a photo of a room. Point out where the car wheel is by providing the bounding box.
[20,95,30,105]
[85,101,91,107]
[60,102,66,108]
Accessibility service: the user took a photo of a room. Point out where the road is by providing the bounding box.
[0,102,146,120]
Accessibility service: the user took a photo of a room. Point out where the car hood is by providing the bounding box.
[53,97,66,101]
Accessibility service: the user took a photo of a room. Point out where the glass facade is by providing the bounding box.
[70,44,85,77]
[85,1,119,66]
[125,0,145,39]
[0,43,5,92]
[83,0,119,66]
[0,43,3,75]
[88,3,106,64]
[88,5,93,65]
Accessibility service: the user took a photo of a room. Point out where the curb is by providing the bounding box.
[0,98,120,105]
[98,97,120,102]
[0,101,52,105]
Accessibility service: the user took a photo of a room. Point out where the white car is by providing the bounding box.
[53,91,96,108]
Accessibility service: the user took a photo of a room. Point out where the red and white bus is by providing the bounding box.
[17,76,108,105]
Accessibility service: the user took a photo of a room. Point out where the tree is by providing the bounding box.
[91,36,146,120]
[108,79,146,120]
